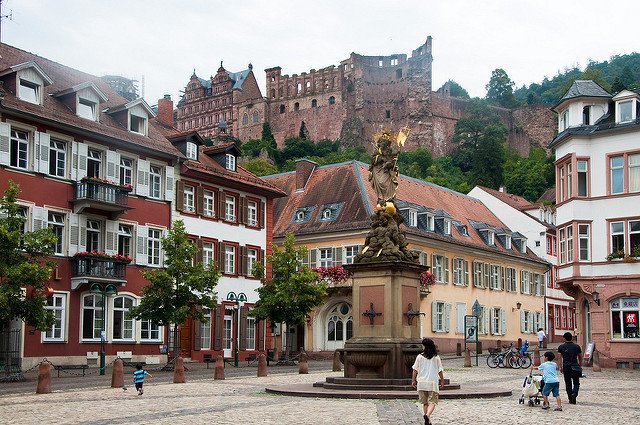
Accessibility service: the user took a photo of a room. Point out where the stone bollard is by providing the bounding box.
[36,361,52,394]
[214,355,225,380]
[272,349,279,363]
[298,351,309,374]
[592,350,601,372]
[332,350,342,372]
[257,353,268,377]
[533,347,541,366]
[543,336,548,349]
[477,341,482,354]
[173,356,185,383]
[456,342,462,357]
[464,348,471,368]
[111,358,124,388]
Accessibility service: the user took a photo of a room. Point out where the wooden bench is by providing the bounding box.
[53,364,88,377]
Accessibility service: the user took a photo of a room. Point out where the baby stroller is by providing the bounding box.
[518,369,543,406]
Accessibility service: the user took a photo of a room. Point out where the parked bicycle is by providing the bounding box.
[486,342,532,368]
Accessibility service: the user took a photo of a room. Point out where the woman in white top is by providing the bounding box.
[412,338,445,425]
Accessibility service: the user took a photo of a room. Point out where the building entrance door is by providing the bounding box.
[325,302,352,351]
[223,311,233,358]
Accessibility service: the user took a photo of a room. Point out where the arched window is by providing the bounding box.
[326,303,352,343]
[112,295,135,341]
[81,294,103,340]
[242,113,249,125]
[328,96,335,105]
[296,211,305,221]
[271,89,275,99]
[294,102,300,112]
[322,209,332,220]
[396,69,403,79]
[311,99,318,108]
[279,104,285,114]
[252,111,260,123]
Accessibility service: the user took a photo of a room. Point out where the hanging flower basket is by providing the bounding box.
[420,270,436,287]
[313,266,352,285]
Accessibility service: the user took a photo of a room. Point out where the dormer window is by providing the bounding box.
[427,215,434,231]
[225,153,236,171]
[560,110,569,131]
[296,211,305,222]
[505,235,511,250]
[19,78,40,104]
[130,113,147,135]
[408,209,417,227]
[618,100,633,123]
[77,98,97,121]
[322,209,332,220]
[444,219,451,235]
[186,142,197,160]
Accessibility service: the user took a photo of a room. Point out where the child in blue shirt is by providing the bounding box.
[536,351,562,411]
[133,363,153,395]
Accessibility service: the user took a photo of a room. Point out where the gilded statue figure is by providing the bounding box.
[368,127,409,209]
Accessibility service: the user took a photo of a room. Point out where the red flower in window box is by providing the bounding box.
[420,271,436,287]
[313,266,351,285]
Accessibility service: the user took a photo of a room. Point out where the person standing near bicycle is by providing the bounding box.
[558,331,583,404]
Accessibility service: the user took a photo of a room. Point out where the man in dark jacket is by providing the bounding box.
[557,332,583,404]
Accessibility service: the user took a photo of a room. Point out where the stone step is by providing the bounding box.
[317,382,461,391]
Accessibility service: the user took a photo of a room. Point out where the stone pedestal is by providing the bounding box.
[342,261,427,383]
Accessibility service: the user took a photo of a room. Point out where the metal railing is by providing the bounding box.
[74,180,130,207]
[72,256,128,279]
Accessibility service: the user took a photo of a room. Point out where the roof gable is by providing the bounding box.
[0,60,53,85]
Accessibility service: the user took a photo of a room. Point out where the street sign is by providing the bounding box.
[472,300,481,317]
[464,315,478,343]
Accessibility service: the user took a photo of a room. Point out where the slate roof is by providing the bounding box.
[0,43,182,159]
[264,161,546,262]
[559,80,611,102]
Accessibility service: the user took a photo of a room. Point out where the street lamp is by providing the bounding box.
[90,283,118,375]
[225,291,247,368]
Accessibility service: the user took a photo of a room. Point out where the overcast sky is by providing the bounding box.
[3,0,639,106]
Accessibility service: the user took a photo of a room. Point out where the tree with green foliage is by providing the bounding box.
[261,122,277,150]
[242,157,280,176]
[128,220,220,357]
[425,156,472,193]
[446,80,470,99]
[452,99,507,189]
[503,147,555,202]
[0,181,57,377]
[251,232,326,362]
[397,148,433,179]
[486,68,518,108]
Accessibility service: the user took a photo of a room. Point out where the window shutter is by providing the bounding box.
[196,186,204,215]
[35,132,50,174]
[490,307,496,335]
[483,306,489,335]
[444,256,449,284]
[238,197,246,225]
[31,206,47,232]
[175,180,185,212]
[164,165,175,201]
[520,310,526,333]
[257,320,265,351]
[260,201,266,229]
[193,319,202,351]
[431,301,438,332]
[135,225,149,266]
[72,141,88,181]
[310,248,317,268]
[105,150,120,182]
[0,122,10,165]
[333,247,343,266]
[240,246,248,276]
[213,306,224,351]
[501,309,507,335]
[528,310,534,333]
[195,239,204,264]
[105,220,117,255]
[483,263,490,288]
[500,266,505,290]
[218,190,225,220]
[260,249,265,266]
[136,159,150,197]
[239,306,247,351]
[68,213,80,256]
[218,241,225,271]
[529,272,535,295]
[464,260,469,286]
[78,214,87,253]
[444,303,451,332]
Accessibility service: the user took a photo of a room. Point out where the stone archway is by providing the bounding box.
[314,300,353,351]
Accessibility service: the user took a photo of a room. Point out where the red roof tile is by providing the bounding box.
[475,186,537,211]
[0,43,181,159]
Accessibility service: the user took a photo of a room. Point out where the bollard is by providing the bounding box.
[173,356,185,383]
[332,350,342,372]
[477,341,483,355]
[543,336,548,349]
[592,350,601,372]
[533,347,541,366]
[456,342,462,357]
[298,351,309,374]
[36,361,52,394]
[257,353,268,377]
[111,358,124,388]
[214,355,225,380]
[517,338,522,349]
[464,348,471,368]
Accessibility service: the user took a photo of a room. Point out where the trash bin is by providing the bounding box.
[266,349,274,366]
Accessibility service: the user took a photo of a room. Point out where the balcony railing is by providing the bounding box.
[71,256,128,280]
[73,180,132,218]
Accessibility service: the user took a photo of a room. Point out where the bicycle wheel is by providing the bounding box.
[505,352,518,368]
[519,354,532,368]
[486,354,499,368]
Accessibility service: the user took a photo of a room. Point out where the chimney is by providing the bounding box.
[157,94,174,128]
[295,159,317,191]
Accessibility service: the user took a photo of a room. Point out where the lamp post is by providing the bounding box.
[90,283,118,375]
[225,291,247,368]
